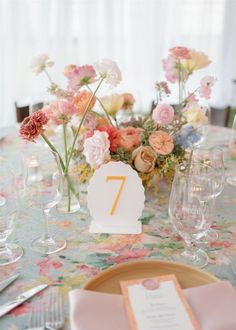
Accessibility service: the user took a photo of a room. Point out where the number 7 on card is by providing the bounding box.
[106,176,126,216]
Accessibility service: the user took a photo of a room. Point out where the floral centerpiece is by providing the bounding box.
[19,47,215,211]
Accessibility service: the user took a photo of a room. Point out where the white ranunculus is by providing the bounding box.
[83,131,111,169]
[30,54,54,75]
[94,59,122,87]
[184,103,208,127]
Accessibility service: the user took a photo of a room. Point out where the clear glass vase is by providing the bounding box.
[56,161,81,214]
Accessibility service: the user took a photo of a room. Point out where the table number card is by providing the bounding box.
[87,161,145,234]
[121,275,200,330]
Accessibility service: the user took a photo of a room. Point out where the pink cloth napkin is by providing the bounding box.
[69,281,236,330]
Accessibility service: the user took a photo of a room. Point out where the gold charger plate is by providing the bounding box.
[84,260,218,294]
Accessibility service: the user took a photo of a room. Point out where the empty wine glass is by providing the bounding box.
[0,158,23,265]
[227,114,236,186]
[192,146,225,243]
[25,150,66,254]
[169,163,216,268]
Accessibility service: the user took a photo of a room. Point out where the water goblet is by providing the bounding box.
[25,150,66,254]
[0,160,23,265]
[169,163,216,268]
[192,146,225,243]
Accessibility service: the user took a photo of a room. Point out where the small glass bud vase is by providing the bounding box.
[56,160,81,214]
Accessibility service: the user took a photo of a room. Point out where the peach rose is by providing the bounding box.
[132,146,157,173]
[149,131,174,155]
[72,91,96,116]
[116,127,142,151]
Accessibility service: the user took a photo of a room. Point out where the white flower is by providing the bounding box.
[30,54,54,75]
[83,131,111,169]
[184,103,208,127]
[94,59,122,87]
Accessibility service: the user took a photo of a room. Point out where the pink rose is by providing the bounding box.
[149,131,174,155]
[116,127,142,151]
[169,47,191,59]
[152,104,174,125]
[19,110,48,142]
[132,146,157,173]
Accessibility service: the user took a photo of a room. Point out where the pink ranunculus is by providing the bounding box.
[152,104,174,125]
[169,46,191,60]
[19,111,48,142]
[43,100,77,125]
[116,127,142,151]
[72,91,96,117]
[67,65,97,91]
[199,75,216,100]
[149,131,174,155]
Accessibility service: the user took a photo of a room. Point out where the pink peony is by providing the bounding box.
[169,46,191,59]
[199,75,216,100]
[152,104,174,125]
[116,127,142,151]
[149,131,174,155]
[72,91,96,117]
[42,100,77,125]
[19,110,48,142]
[67,65,97,91]
[83,130,111,169]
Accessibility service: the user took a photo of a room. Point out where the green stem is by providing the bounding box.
[67,77,105,168]
[86,85,114,126]
[63,121,68,169]
[41,133,65,172]
[44,68,53,83]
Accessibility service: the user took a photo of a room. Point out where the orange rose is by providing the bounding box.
[149,130,174,155]
[72,91,96,116]
[132,146,157,173]
[116,127,142,151]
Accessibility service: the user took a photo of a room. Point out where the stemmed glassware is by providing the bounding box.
[169,163,216,268]
[192,146,225,243]
[25,150,66,254]
[0,158,23,265]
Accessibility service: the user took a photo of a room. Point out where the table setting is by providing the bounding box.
[1,46,236,329]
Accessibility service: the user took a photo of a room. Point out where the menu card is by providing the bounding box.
[120,274,200,330]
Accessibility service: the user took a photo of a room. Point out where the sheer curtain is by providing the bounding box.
[0,0,234,127]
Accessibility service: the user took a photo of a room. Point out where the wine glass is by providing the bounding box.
[227,114,236,186]
[0,158,23,265]
[169,163,216,268]
[192,146,225,243]
[25,150,66,254]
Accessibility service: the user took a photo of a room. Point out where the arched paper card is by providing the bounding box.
[87,161,145,234]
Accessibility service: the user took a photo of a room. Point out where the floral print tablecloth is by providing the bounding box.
[0,125,236,329]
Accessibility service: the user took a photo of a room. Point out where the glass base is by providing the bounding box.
[0,243,23,266]
[195,228,219,247]
[227,176,236,186]
[0,196,6,206]
[31,236,66,255]
[173,248,208,268]
[57,201,80,214]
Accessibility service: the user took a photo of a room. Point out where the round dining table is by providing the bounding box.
[0,125,236,329]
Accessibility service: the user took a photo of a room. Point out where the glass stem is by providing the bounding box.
[0,241,7,252]
[43,209,51,241]
[183,240,196,259]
